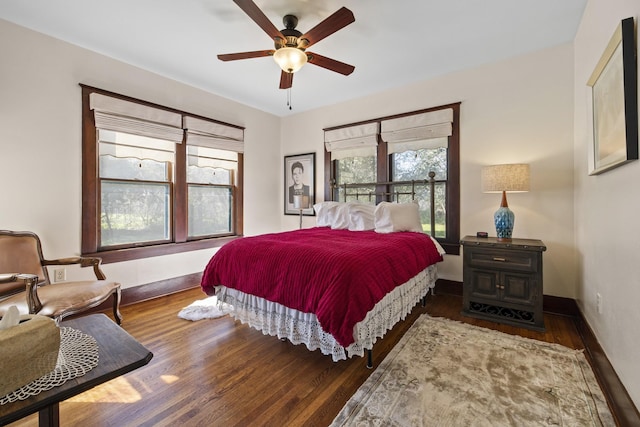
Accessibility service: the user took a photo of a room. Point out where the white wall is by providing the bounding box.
[574,0,640,408]
[281,43,576,298]
[0,19,282,288]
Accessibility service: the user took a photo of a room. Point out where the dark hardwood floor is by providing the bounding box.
[4,287,618,426]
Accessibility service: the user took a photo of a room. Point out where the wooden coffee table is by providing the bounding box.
[0,314,153,427]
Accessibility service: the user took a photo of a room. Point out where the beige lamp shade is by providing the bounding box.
[293,194,309,209]
[482,164,530,193]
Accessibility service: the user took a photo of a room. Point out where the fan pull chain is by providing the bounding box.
[286,88,293,110]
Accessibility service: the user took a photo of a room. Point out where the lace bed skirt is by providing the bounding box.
[215,265,438,362]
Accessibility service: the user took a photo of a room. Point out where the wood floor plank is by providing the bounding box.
[5,287,602,427]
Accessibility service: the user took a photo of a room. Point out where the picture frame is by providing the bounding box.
[284,152,315,216]
[586,17,638,175]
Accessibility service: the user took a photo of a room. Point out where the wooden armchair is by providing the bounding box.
[0,230,122,325]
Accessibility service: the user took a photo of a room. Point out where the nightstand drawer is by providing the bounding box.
[467,248,538,273]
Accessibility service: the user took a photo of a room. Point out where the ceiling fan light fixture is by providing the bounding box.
[273,47,308,73]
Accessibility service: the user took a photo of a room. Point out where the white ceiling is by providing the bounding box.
[0,0,587,117]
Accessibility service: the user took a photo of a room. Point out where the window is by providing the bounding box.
[325,122,379,204]
[99,130,174,247]
[186,145,237,238]
[335,155,377,203]
[324,103,460,254]
[81,85,244,262]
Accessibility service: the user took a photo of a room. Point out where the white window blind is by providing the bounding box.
[381,108,453,152]
[387,137,449,154]
[324,122,378,160]
[183,116,244,153]
[187,145,238,171]
[89,93,184,143]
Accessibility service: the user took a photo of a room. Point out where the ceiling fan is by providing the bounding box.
[218,0,356,90]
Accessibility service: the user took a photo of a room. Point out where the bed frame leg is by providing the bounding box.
[366,349,373,369]
[421,287,434,307]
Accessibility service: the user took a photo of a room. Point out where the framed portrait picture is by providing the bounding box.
[586,17,638,175]
[284,152,315,216]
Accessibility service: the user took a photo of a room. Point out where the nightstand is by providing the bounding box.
[460,236,546,331]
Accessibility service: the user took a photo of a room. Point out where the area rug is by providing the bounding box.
[330,315,614,426]
[177,296,232,321]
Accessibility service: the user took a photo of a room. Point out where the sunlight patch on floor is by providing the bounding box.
[67,377,142,403]
[161,374,179,384]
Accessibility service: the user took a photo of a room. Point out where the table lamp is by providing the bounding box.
[481,164,530,241]
[293,194,310,229]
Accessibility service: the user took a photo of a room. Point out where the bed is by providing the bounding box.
[201,198,445,365]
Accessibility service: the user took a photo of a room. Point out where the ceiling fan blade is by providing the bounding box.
[307,52,355,75]
[298,7,355,49]
[217,50,274,61]
[233,0,285,43]
[279,71,293,89]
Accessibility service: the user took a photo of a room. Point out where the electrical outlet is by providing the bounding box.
[596,292,603,314]
[53,268,66,283]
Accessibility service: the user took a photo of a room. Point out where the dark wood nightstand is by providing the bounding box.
[460,236,546,331]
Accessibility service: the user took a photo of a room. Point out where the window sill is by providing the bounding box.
[83,236,241,264]
[440,241,460,256]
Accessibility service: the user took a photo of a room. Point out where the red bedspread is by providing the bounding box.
[201,227,443,347]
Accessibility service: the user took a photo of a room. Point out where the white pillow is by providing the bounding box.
[327,203,350,229]
[313,201,340,227]
[374,202,423,233]
[348,203,376,231]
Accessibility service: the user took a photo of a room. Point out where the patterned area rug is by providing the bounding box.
[331,315,614,426]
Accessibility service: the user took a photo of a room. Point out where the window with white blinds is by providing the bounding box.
[82,86,245,260]
[324,103,460,254]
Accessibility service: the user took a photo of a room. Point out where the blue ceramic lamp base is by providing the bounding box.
[494,206,514,241]
[494,190,514,241]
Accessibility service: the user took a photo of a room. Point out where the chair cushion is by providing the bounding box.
[0,279,26,297]
[0,280,120,320]
[0,293,30,317]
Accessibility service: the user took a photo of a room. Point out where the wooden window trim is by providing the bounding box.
[81,85,244,264]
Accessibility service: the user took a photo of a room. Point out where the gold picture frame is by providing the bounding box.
[587,17,638,175]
